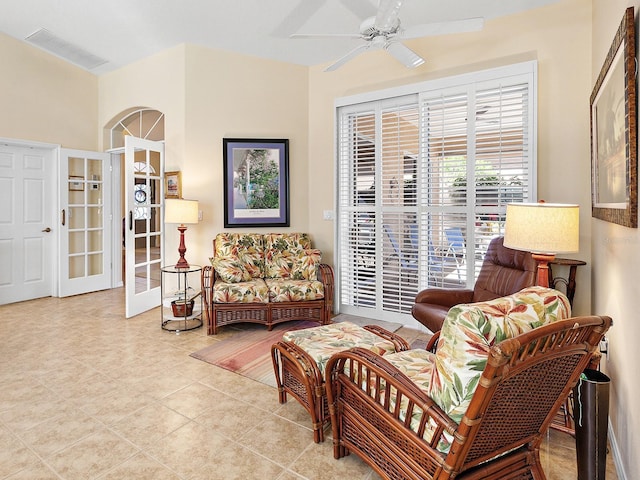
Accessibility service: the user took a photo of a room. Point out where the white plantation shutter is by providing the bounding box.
[337,63,536,321]
[338,109,377,308]
[380,103,420,314]
[419,89,470,288]
[471,81,532,278]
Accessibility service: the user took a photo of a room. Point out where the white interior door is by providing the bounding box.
[124,136,164,318]
[0,143,55,304]
[58,149,112,297]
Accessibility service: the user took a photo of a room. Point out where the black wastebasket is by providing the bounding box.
[573,368,610,480]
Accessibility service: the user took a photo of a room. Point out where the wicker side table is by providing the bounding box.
[271,321,409,442]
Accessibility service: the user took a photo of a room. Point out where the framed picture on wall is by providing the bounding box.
[164,171,182,199]
[223,138,290,227]
[590,6,637,228]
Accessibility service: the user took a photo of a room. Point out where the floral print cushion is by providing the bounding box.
[212,278,269,303]
[214,233,264,278]
[264,251,295,278]
[291,249,321,281]
[382,349,453,453]
[211,233,326,303]
[384,349,436,393]
[282,321,397,375]
[265,278,324,302]
[429,286,571,423]
[264,233,311,252]
[264,233,312,278]
[210,257,252,283]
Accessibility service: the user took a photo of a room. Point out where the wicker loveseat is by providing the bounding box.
[202,233,334,334]
[326,287,612,479]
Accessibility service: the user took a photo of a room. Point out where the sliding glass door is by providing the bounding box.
[337,63,536,321]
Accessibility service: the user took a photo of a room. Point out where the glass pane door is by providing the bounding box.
[59,149,111,297]
[124,136,164,318]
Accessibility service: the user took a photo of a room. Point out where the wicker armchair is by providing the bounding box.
[326,290,611,479]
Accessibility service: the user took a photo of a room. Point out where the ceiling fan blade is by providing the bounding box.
[290,33,362,39]
[401,17,484,39]
[325,44,371,71]
[272,0,326,37]
[375,0,404,32]
[340,0,377,19]
[385,42,425,69]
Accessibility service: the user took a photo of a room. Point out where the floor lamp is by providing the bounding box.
[504,202,579,288]
[164,198,199,269]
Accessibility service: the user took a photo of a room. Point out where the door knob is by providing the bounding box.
[42,227,52,232]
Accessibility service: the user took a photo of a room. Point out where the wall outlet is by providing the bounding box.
[198,210,203,221]
[323,210,334,220]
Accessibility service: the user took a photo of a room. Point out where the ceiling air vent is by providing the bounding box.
[25,28,108,70]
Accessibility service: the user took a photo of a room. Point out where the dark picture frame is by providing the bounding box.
[590,6,637,228]
[223,138,290,227]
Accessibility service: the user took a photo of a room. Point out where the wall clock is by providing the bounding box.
[134,184,148,204]
[133,184,151,220]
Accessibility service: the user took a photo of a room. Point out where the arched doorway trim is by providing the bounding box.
[107,108,165,149]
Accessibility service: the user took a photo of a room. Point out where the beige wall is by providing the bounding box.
[98,44,309,267]
[592,1,640,478]
[307,0,593,316]
[98,45,187,166]
[0,32,98,149]
[182,45,309,263]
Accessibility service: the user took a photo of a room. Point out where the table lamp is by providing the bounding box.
[504,202,579,287]
[165,198,199,269]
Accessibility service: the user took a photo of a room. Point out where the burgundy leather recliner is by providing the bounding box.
[411,236,537,333]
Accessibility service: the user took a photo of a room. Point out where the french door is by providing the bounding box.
[58,149,112,297]
[124,136,165,318]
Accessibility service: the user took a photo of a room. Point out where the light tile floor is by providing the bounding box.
[0,289,618,479]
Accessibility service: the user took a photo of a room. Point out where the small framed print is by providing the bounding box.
[69,176,84,191]
[165,171,182,199]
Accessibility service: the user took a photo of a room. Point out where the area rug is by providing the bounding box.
[189,314,402,388]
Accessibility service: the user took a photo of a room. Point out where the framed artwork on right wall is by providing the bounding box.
[590,6,637,228]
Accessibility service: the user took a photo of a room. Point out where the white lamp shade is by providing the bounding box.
[164,199,199,225]
[504,203,579,254]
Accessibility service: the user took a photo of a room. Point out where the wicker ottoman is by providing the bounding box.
[271,321,409,442]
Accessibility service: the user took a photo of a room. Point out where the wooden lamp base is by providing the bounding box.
[531,253,556,288]
[175,224,190,269]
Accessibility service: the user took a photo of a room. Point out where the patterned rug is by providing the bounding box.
[189,314,402,388]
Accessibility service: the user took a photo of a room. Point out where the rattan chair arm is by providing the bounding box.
[317,263,333,285]
[317,262,334,293]
[327,347,458,449]
[272,340,324,385]
[201,265,214,325]
[425,331,440,353]
[362,325,411,351]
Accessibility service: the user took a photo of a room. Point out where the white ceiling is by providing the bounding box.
[0,0,562,75]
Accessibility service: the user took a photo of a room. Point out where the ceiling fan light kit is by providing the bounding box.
[291,0,484,72]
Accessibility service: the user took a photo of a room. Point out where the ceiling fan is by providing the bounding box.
[291,0,484,72]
